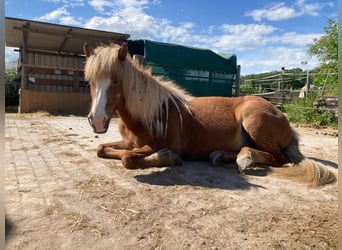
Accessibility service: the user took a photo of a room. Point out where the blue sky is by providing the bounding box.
[5,0,337,75]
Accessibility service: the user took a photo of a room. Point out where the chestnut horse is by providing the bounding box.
[83,43,337,187]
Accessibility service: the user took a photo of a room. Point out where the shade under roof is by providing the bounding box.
[5,17,130,54]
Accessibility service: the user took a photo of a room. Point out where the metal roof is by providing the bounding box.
[5,17,130,54]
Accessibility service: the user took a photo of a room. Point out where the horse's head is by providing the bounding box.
[83,43,128,133]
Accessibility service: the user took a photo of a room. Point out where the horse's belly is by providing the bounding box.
[180,119,246,160]
[176,97,247,159]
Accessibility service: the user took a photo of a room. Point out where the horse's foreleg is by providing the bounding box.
[97,140,132,159]
[122,146,182,169]
[236,147,283,173]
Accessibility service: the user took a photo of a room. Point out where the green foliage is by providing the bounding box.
[310,66,338,96]
[284,94,335,126]
[307,18,338,96]
[5,68,20,106]
[308,18,338,66]
[239,81,257,94]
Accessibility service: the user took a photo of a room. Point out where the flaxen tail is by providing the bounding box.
[272,129,338,187]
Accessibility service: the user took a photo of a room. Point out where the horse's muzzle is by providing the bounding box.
[88,114,110,133]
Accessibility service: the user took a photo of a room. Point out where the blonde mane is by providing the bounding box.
[84,44,192,137]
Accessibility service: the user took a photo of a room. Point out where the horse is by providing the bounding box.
[83,43,337,187]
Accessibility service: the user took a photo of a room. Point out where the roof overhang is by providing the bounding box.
[5,17,130,55]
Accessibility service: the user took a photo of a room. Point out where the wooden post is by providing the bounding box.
[235,65,241,96]
[320,69,330,96]
[0,2,4,248]
[281,67,285,110]
[305,70,310,98]
[21,28,28,89]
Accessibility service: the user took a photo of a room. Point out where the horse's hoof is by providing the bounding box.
[171,153,183,165]
[96,144,106,158]
[168,152,183,165]
[158,149,183,165]
[209,151,224,166]
[236,155,254,173]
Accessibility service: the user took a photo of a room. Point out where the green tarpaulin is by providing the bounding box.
[128,40,237,97]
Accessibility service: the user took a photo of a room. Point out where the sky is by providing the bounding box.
[5,0,338,75]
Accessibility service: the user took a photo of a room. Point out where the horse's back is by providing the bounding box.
[188,95,284,121]
[188,96,241,126]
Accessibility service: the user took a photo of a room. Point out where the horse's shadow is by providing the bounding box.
[307,157,338,169]
[134,156,339,190]
[5,215,14,241]
[134,162,266,190]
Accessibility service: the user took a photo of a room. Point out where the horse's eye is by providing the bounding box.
[113,80,119,85]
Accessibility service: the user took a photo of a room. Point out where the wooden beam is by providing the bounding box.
[58,28,72,53]
[21,63,84,72]
[26,66,84,76]
[34,78,87,87]
[15,48,85,58]
[13,25,127,43]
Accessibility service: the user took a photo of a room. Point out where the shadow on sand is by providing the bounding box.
[307,157,338,169]
[134,161,266,190]
[134,156,338,190]
[5,215,14,242]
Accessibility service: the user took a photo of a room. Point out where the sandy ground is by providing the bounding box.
[5,113,338,249]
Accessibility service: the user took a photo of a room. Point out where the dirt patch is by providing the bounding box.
[293,123,338,137]
[5,115,338,249]
[44,201,108,236]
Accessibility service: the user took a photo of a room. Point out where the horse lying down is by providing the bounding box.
[83,43,337,187]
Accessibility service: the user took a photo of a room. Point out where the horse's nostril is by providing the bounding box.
[102,115,108,124]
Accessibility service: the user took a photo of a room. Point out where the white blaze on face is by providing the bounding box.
[91,78,111,131]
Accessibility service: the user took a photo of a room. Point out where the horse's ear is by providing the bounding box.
[83,43,93,58]
[118,43,128,61]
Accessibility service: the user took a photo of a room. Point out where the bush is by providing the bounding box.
[239,82,258,95]
[5,68,19,106]
[284,94,336,126]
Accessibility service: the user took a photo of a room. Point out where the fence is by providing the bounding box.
[240,70,338,122]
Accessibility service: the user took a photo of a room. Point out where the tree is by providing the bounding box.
[5,68,20,106]
[307,18,338,95]
[308,18,338,67]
